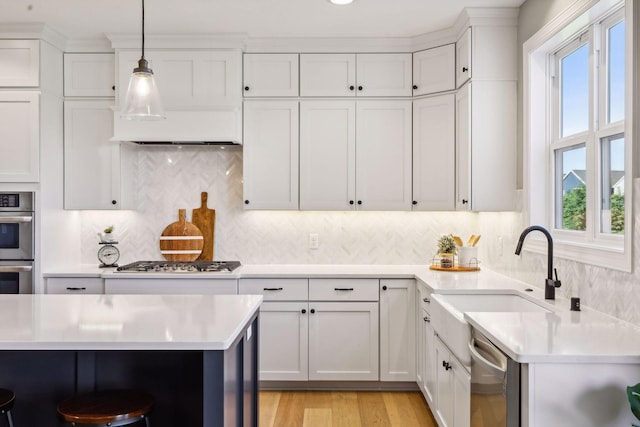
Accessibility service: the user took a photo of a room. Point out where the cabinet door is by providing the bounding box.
[452,355,471,427]
[64,100,121,210]
[118,50,241,107]
[243,101,299,209]
[243,53,299,97]
[308,302,379,381]
[413,44,455,96]
[380,279,415,381]
[0,40,39,87]
[455,83,471,211]
[355,101,412,210]
[456,27,472,88]
[0,92,39,182]
[64,53,115,97]
[413,94,455,211]
[259,301,309,381]
[423,307,437,407]
[435,337,454,427]
[299,101,356,210]
[356,53,412,97]
[416,298,425,393]
[300,53,356,97]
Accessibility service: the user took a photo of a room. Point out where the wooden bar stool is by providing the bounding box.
[57,390,154,426]
[0,389,15,427]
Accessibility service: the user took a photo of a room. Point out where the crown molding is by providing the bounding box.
[453,7,519,39]
[106,33,247,50]
[0,23,67,50]
[65,37,113,53]
[244,36,416,53]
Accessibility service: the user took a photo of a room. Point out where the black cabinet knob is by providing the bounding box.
[310,309,315,314]
[357,200,362,205]
[412,201,417,205]
[462,67,468,73]
[349,85,355,91]
[424,316,430,323]
[244,86,250,91]
[111,85,115,91]
[462,199,469,205]
[301,309,306,314]
[111,200,117,205]
[413,85,418,90]
[358,86,363,91]
[349,200,354,205]
[382,285,387,291]
[244,200,250,205]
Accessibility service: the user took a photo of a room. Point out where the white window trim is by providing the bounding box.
[522,0,633,272]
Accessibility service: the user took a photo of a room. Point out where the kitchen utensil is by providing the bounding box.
[192,192,216,261]
[159,209,204,261]
[470,234,481,246]
[466,234,476,246]
[451,235,464,247]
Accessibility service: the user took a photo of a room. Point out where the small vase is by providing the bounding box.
[440,253,454,268]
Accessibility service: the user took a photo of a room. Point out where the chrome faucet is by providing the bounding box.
[515,225,561,300]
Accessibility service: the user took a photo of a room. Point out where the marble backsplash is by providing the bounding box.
[79,148,640,325]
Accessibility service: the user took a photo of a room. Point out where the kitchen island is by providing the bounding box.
[0,293,262,427]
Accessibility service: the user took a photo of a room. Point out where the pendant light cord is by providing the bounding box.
[141,0,145,60]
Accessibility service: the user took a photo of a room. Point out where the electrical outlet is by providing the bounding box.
[309,233,319,249]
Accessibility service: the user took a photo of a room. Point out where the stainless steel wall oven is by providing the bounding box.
[0,192,34,293]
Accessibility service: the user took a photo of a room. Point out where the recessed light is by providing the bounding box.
[328,0,354,5]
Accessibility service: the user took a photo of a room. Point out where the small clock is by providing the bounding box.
[98,243,120,268]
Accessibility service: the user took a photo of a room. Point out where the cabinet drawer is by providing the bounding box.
[46,278,104,294]
[239,278,308,301]
[309,279,379,301]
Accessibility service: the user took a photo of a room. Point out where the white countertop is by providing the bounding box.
[43,263,640,363]
[0,294,262,351]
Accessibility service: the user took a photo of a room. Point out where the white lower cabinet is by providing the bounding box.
[45,277,104,294]
[434,336,470,427]
[104,278,237,294]
[416,282,436,407]
[308,301,379,381]
[380,279,415,381]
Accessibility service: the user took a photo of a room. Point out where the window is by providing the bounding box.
[524,0,631,271]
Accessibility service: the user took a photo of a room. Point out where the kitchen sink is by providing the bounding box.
[431,293,550,367]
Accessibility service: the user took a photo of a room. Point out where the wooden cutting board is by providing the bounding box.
[192,192,216,261]
[159,209,204,261]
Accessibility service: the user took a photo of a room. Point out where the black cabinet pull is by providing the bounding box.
[424,316,430,322]
[111,85,116,91]
[462,67,468,72]
[66,287,86,291]
[349,85,355,91]
[357,200,362,205]
[358,86,363,91]
[382,285,387,291]
[263,287,283,291]
[412,201,417,205]
[301,309,307,314]
[244,86,250,91]
[244,200,250,205]
[111,200,117,205]
[462,199,469,205]
[413,85,418,90]
[334,288,354,291]
[310,309,316,314]
[445,362,452,371]
[423,297,430,303]
[349,200,354,205]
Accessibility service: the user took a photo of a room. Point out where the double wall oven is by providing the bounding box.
[0,192,34,293]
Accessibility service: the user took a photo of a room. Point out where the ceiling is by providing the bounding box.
[1,0,525,41]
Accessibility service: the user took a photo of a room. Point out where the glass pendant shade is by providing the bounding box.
[121,58,165,120]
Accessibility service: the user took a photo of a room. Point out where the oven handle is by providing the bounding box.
[468,334,507,379]
[0,216,33,223]
[0,265,33,273]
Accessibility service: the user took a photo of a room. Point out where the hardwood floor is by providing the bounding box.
[259,391,438,427]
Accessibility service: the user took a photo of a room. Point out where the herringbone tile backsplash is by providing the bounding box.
[79,148,640,325]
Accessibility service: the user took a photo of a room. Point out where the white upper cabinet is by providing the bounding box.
[0,40,39,87]
[0,92,39,182]
[64,53,115,97]
[355,100,412,210]
[455,84,471,211]
[243,53,299,97]
[300,54,355,97]
[243,100,299,210]
[413,94,456,211]
[456,27,472,88]
[413,44,455,96]
[300,53,412,97]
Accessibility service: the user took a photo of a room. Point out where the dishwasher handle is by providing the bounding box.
[468,332,507,379]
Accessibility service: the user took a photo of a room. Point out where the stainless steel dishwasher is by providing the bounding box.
[468,328,520,427]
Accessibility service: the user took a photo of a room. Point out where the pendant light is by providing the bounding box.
[121,0,165,120]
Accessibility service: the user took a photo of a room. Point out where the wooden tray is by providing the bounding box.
[429,265,480,272]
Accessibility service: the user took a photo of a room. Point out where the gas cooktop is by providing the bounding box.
[115,261,241,273]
